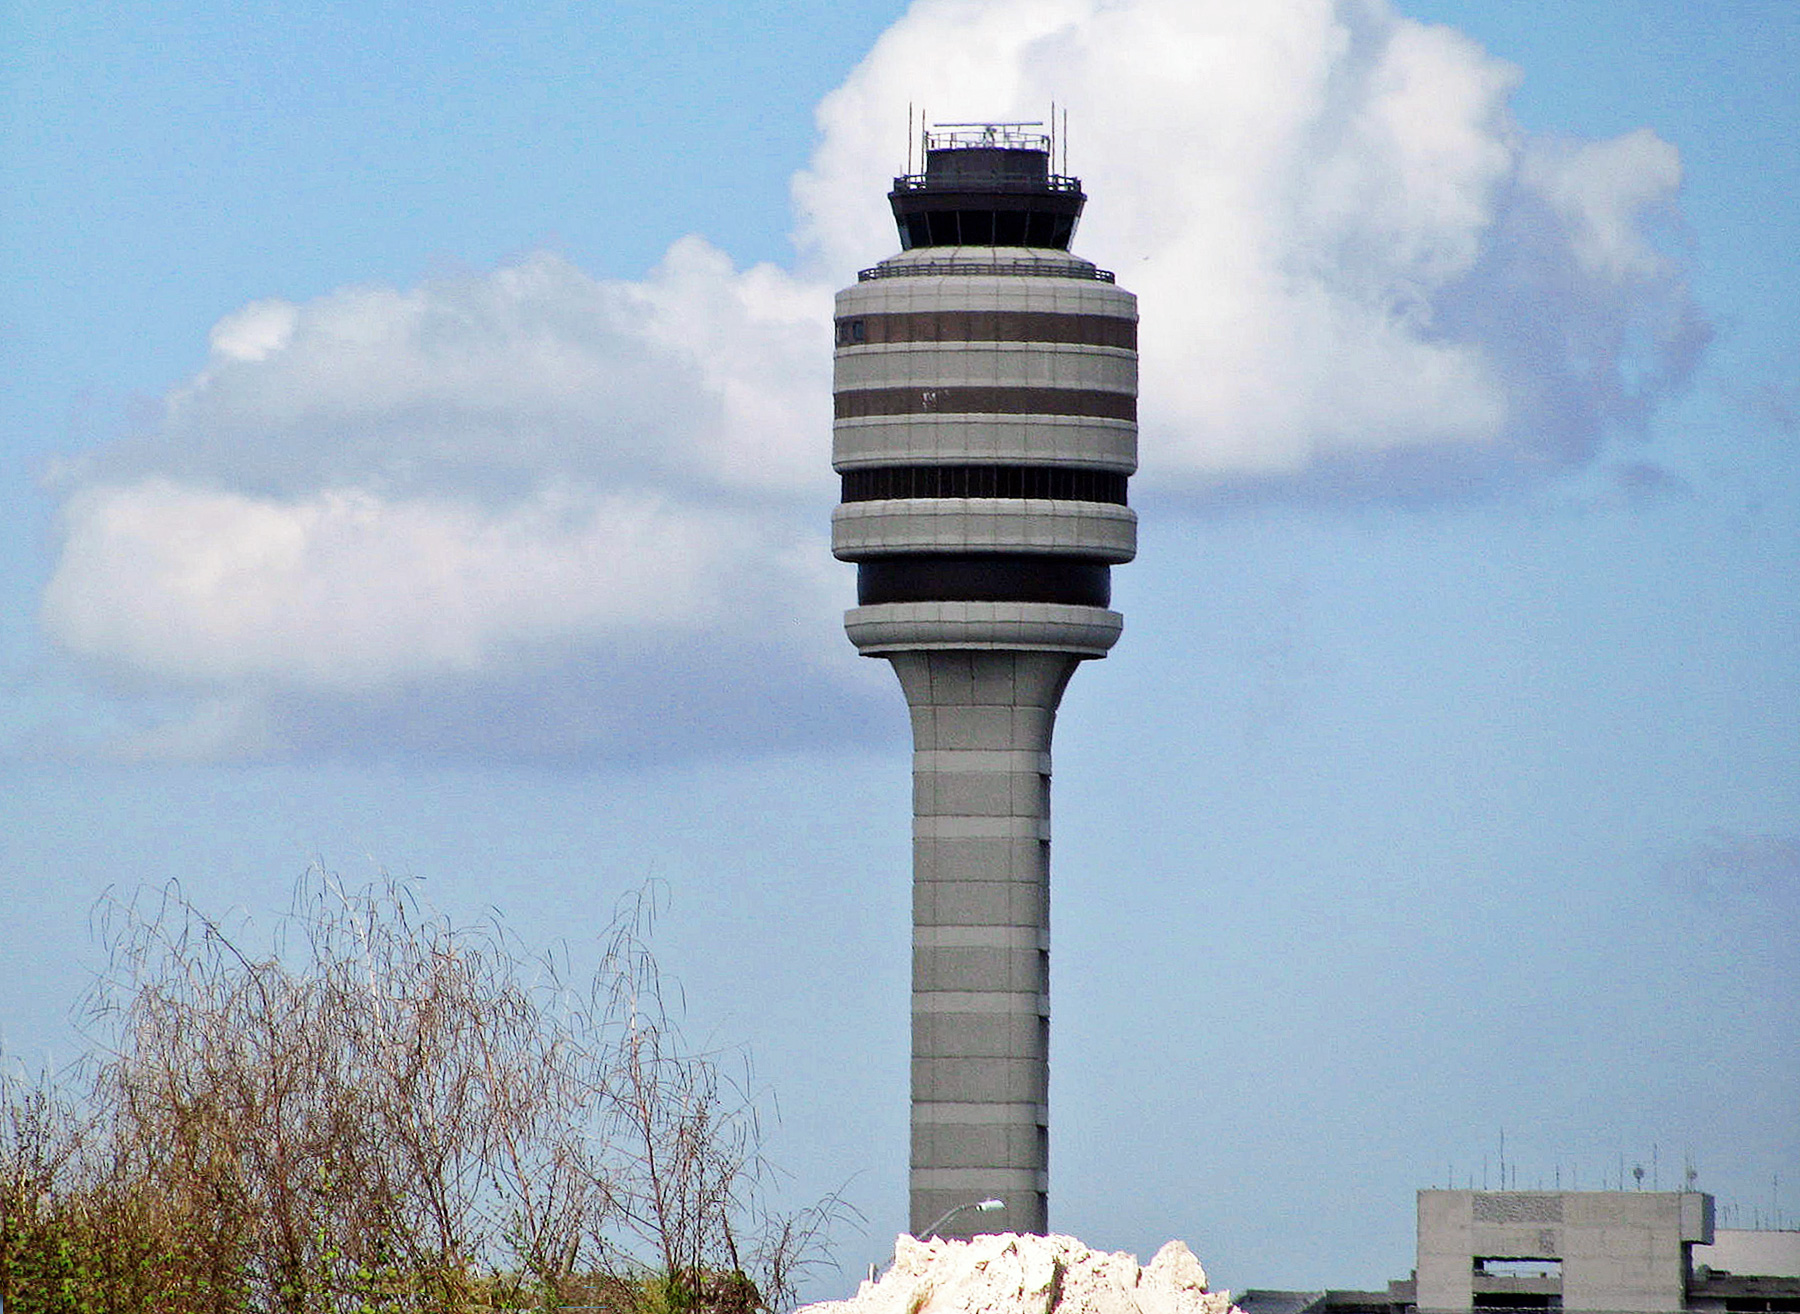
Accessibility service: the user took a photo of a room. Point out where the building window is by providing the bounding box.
[840,464,1129,505]
[1475,1261,1562,1280]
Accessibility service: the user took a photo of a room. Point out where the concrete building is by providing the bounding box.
[1240,1191,1800,1314]
[1416,1189,1715,1313]
[831,121,1137,1239]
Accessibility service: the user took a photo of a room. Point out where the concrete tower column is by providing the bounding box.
[831,121,1136,1240]
[896,647,1074,1238]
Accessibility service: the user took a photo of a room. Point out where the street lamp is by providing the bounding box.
[866,1199,1008,1284]
[919,1198,1006,1240]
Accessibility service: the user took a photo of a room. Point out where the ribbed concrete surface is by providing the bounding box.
[832,413,1139,471]
[831,499,1137,561]
[843,601,1122,658]
[833,343,1139,394]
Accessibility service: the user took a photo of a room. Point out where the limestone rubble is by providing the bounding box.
[800,1233,1239,1314]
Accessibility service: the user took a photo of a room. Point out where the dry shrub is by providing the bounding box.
[0,873,846,1314]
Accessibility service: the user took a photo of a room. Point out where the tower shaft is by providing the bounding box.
[898,648,1076,1238]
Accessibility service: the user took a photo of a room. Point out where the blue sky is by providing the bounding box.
[3,0,1796,1297]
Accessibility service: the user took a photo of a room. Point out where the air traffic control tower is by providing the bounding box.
[831,122,1137,1239]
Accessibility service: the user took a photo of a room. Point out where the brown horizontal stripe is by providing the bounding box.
[835,386,1136,421]
[835,310,1135,349]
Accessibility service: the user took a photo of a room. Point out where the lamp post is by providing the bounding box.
[919,1197,1006,1241]
[865,1198,1008,1286]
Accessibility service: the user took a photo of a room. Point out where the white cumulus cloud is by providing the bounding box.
[45,480,810,690]
[40,242,861,762]
[793,0,1703,490]
[145,245,832,498]
[39,0,1706,762]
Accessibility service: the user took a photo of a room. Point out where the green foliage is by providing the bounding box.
[1,873,848,1314]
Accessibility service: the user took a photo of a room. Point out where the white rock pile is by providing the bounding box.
[801,1233,1239,1314]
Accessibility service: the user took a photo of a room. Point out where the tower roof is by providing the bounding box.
[889,122,1087,251]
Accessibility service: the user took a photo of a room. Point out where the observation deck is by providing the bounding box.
[888,123,1088,252]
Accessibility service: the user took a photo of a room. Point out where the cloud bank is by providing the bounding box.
[794,0,1705,493]
[40,0,1705,762]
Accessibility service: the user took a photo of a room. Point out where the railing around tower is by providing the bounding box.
[890,172,1084,193]
[857,259,1115,283]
